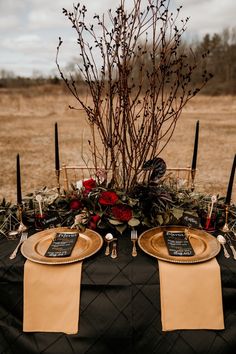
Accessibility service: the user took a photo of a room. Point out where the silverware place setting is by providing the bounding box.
[225,233,236,260]
[131,229,138,257]
[104,233,117,257]
[217,233,236,260]
[217,235,230,259]
[9,229,28,260]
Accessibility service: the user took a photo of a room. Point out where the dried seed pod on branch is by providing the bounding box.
[56,0,212,192]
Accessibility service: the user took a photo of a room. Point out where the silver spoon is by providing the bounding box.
[217,235,230,258]
[104,233,117,256]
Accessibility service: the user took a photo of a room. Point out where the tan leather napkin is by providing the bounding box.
[158,258,224,331]
[23,260,82,334]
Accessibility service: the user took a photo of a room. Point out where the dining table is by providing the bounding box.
[0,228,236,354]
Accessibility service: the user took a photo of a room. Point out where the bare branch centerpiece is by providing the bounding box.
[56,0,211,193]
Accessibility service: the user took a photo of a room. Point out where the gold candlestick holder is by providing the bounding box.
[17,204,27,233]
[55,169,61,194]
[191,169,196,192]
[222,204,230,232]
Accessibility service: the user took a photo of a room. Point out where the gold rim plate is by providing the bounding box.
[138,226,221,264]
[21,227,103,265]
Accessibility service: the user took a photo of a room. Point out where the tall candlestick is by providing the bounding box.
[225,154,236,205]
[16,154,22,205]
[191,120,199,171]
[55,122,60,173]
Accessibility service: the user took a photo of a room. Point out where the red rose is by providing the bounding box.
[111,204,132,222]
[69,199,82,210]
[98,191,119,206]
[83,178,96,191]
[88,214,100,230]
[91,214,100,223]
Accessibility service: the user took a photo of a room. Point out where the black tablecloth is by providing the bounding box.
[0,230,236,354]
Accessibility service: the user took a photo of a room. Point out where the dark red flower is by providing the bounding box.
[88,214,100,230]
[90,214,100,223]
[69,199,82,210]
[98,191,119,206]
[111,204,132,222]
[82,189,90,198]
[82,178,96,191]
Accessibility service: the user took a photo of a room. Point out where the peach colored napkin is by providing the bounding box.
[23,260,82,334]
[158,258,224,331]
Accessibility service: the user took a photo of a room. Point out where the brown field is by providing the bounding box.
[0,86,235,204]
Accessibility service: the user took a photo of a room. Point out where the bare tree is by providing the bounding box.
[56,0,211,191]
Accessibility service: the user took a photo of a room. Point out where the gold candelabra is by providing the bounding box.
[17,204,27,233]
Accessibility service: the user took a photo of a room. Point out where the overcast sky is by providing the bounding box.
[0,0,235,77]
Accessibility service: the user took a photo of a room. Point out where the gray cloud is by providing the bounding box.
[0,0,26,13]
[0,15,20,29]
[175,0,236,37]
[0,0,235,76]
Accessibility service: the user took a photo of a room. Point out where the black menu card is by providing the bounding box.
[45,232,79,257]
[164,231,195,257]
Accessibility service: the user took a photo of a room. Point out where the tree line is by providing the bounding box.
[193,27,236,95]
[0,27,236,95]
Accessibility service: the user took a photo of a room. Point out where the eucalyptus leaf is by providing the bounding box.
[115,224,127,234]
[142,217,152,227]
[127,198,139,207]
[96,210,104,217]
[128,218,140,227]
[108,218,123,225]
[172,208,184,220]
[185,210,199,217]
[163,214,170,224]
[156,214,163,225]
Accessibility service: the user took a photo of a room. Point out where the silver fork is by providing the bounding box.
[9,231,28,260]
[131,229,138,257]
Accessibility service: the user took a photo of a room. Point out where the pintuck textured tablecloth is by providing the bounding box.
[0,230,236,354]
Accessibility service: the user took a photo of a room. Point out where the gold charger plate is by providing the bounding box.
[21,227,103,265]
[138,226,221,264]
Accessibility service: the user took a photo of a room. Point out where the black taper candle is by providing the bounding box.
[225,154,236,205]
[55,122,60,174]
[191,120,199,171]
[16,154,22,205]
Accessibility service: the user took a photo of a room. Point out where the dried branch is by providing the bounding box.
[57,0,211,191]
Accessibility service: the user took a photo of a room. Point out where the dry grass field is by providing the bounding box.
[0,86,235,204]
